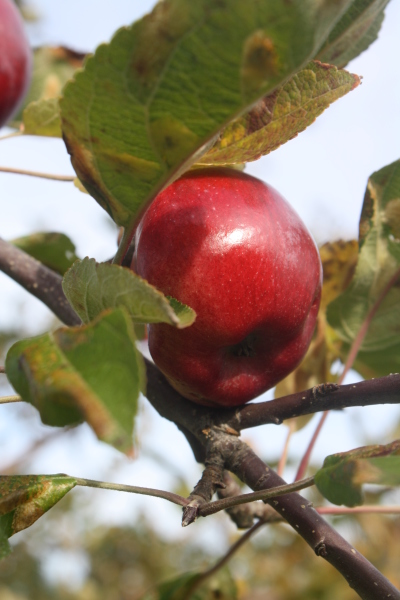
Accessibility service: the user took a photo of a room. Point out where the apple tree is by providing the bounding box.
[1,1,400,598]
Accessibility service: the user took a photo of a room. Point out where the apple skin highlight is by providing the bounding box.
[134,168,322,407]
[0,0,32,128]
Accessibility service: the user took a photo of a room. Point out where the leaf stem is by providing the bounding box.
[295,266,400,481]
[0,130,23,141]
[317,505,400,515]
[340,266,400,384]
[75,477,189,507]
[0,395,23,404]
[198,476,315,518]
[0,166,75,181]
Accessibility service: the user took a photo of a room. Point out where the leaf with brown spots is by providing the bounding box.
[198,62,360,166]
[60,0,356,227]
[0,474,76,559]
[5,309,144,454]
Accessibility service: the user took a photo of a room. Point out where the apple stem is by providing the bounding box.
[112,225,136,266]
[0,165,75,181]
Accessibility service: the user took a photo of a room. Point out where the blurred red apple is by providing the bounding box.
[0,0,32,127]
[134,168,322,407]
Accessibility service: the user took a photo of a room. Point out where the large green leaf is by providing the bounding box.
[316,0,390,68]
[198,61,360,166]
[0,474,76,559]
[60,0,354,228]
[5,308,144,454]
[327,160,400,376]
[315,440,400,506]
[11,232,79,275]
[63,258,196,328]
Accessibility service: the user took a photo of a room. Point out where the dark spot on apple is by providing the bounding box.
[230,333,257,358]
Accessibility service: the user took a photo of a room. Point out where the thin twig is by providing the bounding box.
[340,266,400,383]
[295,411,329,481]
[0,130,23,141]
[76,477,189,507]
[182,519,266,600]
[198,477,315,518]
[295,266,400,481]
[0,395,23,404]
[0,165,75,181]
[317,505,400,516]
[277,420,295,476]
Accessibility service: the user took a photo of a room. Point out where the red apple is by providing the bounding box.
[134,168,322,407]
[0,0,32,128]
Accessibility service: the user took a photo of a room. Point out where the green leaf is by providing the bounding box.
[327,159,400,377]
[198,61,360,166]
[60,0,354,227]
[11,232,79,275]
[0,474,76,558]
[316,0,390,68]
[23,98,62,137]
[315,440,400,506]
[62,257,196,328]
[140,568,237,600]
[5,308,144,454]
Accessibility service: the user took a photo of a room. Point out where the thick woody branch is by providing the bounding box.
[230,376,400,430]
[209,428,400,600]
[0,238,81,327]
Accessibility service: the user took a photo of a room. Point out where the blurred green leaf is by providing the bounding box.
[327,159,400,377]
[5,308,144,454]
[10,46,85,125]
[316,0,390,68]
[141,568,237,600]
[199,61,360,166]
[11,232,79,275]
[63,258,196,328]
[315,440,400,506]
[22,98,62,137]
[60,0,355,227]
[0,474,76,559]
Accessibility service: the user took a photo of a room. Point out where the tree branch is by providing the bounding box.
[230,376,400,430]
[0,238,81,326]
